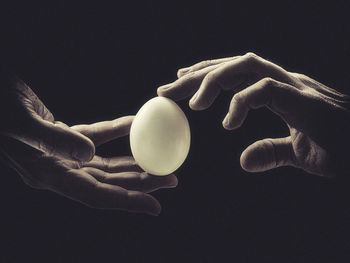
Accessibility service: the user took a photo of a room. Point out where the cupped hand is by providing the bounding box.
[157,53,350,177]
[0,71,177,215]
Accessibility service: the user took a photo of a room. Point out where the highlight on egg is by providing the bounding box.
[129,96,191,176]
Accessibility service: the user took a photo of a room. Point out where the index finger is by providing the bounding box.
[177,56,239,78]
[189,53,295,110]
[71,116,134,146]
[157,64,222,101]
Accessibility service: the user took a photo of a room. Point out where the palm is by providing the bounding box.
[11,141,165,207]
[0,122,177,215]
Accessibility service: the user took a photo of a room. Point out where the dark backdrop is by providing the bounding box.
[1,1,350,262]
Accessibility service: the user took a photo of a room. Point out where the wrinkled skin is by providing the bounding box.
[158,53,350,177]
[0,71,177,215]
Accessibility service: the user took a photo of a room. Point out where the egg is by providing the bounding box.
[130,97,191,176]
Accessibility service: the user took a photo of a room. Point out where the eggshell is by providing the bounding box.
[130,97,190,175]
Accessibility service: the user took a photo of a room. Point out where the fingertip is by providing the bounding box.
[72,136,95,162]
[225,98,249,130]
[189,93,205,111]
[240,143,266,172]
[129,191,161,216]
[189,88,219,111]
[177,67,190,78]
[147,195,161,216]
[157,88,164,97]
[222,113,232,130]
[222,115,241,130]
[120,115,135,126]
[240,149,253,172]
[239,141,271,173]
[188,99,198,110]
[166,174,178,188]
[157,84,172,96]
[124,115,135,121]
[189,102,208,111]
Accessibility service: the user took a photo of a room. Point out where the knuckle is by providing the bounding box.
[244,52,259,61]
[195,60,211,69]
[261,77,275,86]
[53,121,68,129]
[294,73,312,84]
[81,167,89,173]
[266,139,278,167]
[290,72,304,79]
[100,171,108,182]
[243,52,263,68]
[102,157,111,171]
[178,71,195,82]
[232,93,243,104]
[203,71,217,85]
[177,69,184,77]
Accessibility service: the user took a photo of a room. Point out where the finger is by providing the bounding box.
[85,156,143,173]
[17,116,95,162]
[240,137,296,172]
[222,77,302,130]
[71,116,134,146]
[0,77,95,162]
[189,52,295,111]
[177,56,239,78]
[82,167,178,193]
[49,169,161,215]
[157,64,221,101]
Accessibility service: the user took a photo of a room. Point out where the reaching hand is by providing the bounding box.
[0,71,177,215]
[157,53,350,177]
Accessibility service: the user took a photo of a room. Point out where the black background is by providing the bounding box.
[1,1,350,262]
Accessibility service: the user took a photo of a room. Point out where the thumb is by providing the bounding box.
[240,137,296,172]
[21,117,95,162]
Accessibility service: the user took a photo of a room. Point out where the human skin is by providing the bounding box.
[0,70,177,215]
[157,53,350,178]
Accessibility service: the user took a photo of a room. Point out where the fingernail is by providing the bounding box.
[222,113,230,128]
[178,67,190,76]
[157,83,172,92]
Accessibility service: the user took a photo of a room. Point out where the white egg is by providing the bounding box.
[130,97,191,176]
